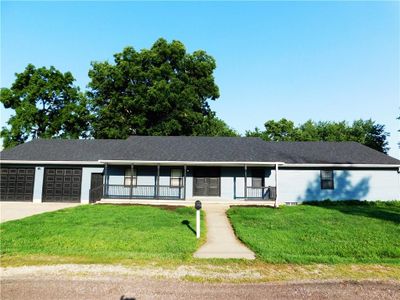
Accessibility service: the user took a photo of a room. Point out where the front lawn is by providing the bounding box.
[1,204,204,263]
[228,201,400,264]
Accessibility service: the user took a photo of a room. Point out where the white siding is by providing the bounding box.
[81,167,104,203]
[32,166,44,203]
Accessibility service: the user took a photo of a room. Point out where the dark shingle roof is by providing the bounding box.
[1,136,399,165]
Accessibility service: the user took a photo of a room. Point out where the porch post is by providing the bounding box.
[103,163,108,198]
[183,165,187,200]
[129,163,134,199]
[275,163,279,207]
[234,176,236,199]
[156,164,160,199]
[244,164,247,199]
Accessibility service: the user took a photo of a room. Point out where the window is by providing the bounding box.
[170,169,183,187]
[124,168,137,186]
[252,169,264,188]
[320,170,334,189]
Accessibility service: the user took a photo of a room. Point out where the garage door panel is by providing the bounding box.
[43,168,81,202]
[0,167,35,201]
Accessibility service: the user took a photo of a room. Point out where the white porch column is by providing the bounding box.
[274,163,279,207]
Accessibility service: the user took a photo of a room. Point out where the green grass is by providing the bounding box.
[228,201,400,264]
[1,204,205,262]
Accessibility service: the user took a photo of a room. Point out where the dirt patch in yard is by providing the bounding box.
[2,263,399,283]
[95,203,185,211]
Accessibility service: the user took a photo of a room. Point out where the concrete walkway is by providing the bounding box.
[194,204,255,259]
[0,202,81,223]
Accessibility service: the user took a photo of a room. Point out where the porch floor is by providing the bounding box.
[97,198,276,207]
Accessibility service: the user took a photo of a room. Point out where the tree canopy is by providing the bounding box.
[87,38,220,138]
[246,118,390,153]
[0,64,90,149]
[0,38,393,154]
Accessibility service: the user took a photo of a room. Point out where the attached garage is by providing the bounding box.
[0,167,35,201]
[42,168,82,202]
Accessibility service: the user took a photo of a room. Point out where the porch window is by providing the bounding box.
[170,169,182,187]
[252,169,264,188]
[320,170,334,189]
[124,168,137,186]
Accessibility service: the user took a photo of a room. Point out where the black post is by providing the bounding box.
[234,176,236,199]
[183,165,187,200]
[103,163,108,198]
[129,163,134,199]
[244,164,247,199]
[156,164,160,199]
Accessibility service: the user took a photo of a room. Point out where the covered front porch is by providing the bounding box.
[91,161,283,203]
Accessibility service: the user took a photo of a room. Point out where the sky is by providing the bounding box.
[1,1,399,158]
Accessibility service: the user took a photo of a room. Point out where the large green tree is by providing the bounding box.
[193,117,239,137]
[1,64,90,149]
[88,38,220,138]
[246,118,390,153]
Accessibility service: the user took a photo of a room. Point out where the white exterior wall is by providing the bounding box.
[81,167,104,204]
[32,166,44,203]
[103,165,400,202]
[278,168,400,204]
[220,168,235,199]
[185,169,193,199]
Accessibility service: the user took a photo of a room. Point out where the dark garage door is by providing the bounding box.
[0,167,35,201]
[43,168,82,202]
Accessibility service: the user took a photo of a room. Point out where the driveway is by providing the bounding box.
[0,202,81,222]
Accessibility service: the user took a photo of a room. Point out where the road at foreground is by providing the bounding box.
[1,277,399,300]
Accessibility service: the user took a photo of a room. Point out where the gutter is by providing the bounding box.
[0,160,102,165]
[282,163,400,168]
[98,160,286,166]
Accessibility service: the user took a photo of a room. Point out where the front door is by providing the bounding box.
[193,167,220,196]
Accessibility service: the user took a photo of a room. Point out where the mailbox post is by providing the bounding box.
[195,200,202,239]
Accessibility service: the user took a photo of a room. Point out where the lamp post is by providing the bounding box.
[195,200,202,239]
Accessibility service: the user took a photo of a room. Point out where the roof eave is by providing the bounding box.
[98,160,286,166]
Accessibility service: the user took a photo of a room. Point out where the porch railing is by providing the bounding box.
[89,184,104,203]
[235,186,276,200]
[104,184,184,200]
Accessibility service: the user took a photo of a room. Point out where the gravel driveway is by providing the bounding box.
[1,277,399,300]
[0,202,81,222]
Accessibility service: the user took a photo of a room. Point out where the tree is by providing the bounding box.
[246,118,390,153]
[193,117,239,137]
[87,38,220,138]
[1,64,90,149]
[245,118,300,141]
